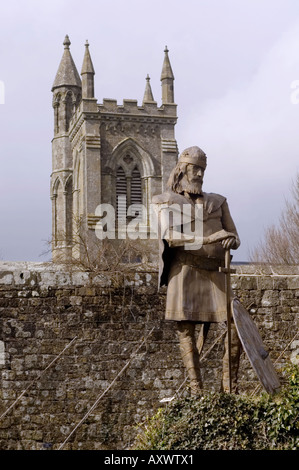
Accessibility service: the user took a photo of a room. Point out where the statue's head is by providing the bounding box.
[167,146,207,195]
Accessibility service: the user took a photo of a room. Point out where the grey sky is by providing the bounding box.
[0,0,299,262]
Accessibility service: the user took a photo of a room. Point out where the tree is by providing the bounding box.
[45,215,154,280]
[250,173,299,265]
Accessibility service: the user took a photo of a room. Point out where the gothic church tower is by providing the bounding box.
[51,36,178,262]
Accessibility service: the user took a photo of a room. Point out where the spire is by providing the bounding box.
[160,46,174,81]
[81,40,95,99]
[52,35,81,91]
[81,40,95,75]
[142,74,155,104]
[160,46,175,104]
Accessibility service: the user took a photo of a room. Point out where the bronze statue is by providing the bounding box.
[153,146,241,395]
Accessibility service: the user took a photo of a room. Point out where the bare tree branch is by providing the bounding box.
[250,173,299,265]
[45,215,155,284]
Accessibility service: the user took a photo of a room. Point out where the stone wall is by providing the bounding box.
[0,261,298,450]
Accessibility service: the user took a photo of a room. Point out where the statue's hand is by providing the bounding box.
[221,236,237,250]
[202,230,236,246]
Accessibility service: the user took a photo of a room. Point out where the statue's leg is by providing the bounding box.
[177,321,202,396]
[221,322,241,393]
[196,322,210,357]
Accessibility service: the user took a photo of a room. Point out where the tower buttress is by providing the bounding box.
[143,74,156,104]
[159,47,178,191]
[160,46,175,104]
[81,40,95,99]
[52,35,82,136]
[51,35,82,262]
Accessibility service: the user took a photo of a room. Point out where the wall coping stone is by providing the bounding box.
[0,261,298,289]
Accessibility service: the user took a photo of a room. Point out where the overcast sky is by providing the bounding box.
[1,0,299,263]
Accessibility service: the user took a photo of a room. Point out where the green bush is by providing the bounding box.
[134,364,299,450]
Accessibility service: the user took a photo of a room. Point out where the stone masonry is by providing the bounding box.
[0,261,298,450]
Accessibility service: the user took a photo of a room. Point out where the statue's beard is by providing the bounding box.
[179,176,203,195]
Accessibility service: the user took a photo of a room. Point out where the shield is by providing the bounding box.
[232,298,281,395]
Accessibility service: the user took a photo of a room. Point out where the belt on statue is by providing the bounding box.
[175,252,224,271]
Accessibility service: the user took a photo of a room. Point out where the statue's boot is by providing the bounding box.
[177,322,202,396]
[221,322,241,393]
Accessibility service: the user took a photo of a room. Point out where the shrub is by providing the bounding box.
[134,364,299,450]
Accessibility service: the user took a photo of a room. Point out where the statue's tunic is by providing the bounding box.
[152,190,240,323]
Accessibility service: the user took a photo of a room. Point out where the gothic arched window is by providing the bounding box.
[115,163,143,222]
[65,92,73,131]
[116,166,127,221]
[131,166,142,206]
[130,166,142,221]
[65,176,73,245]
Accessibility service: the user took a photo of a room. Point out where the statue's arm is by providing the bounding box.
[156,200,241,250]
[158,206,199,248]
[220,201,240,250]
[161,222,197,248]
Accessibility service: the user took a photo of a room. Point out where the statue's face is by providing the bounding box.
[183,164,205,194]
[186,164,204,183]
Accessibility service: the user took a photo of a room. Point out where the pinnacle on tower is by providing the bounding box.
[81,40,95,75]
[81,40,95,99]
[142,74,155,104]
[160,46,175,104]
[63,35,71,49]
[161,46,174,80]
[52,35,81,91]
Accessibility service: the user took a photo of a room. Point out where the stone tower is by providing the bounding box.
[50,36,178,262]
